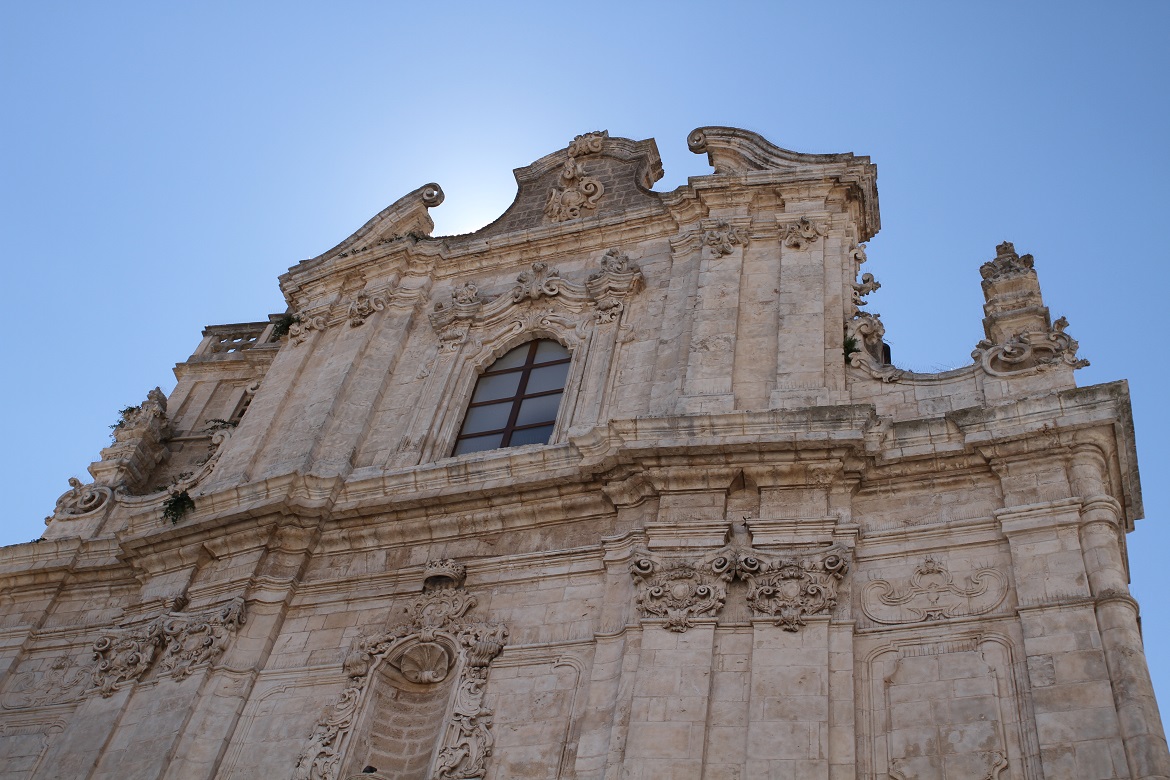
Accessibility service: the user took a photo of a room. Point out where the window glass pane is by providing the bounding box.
[525,362,571,394]
[486,344,531,371]
[453,433,503,456]
[460,402,512,435]
[534,340,569,363]
[508,424,555,447]
[471,372,522,403]
[515,392,562,427]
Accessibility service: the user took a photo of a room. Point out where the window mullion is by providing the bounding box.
[500,342,539,447]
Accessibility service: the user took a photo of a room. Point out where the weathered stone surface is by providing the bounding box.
[1,127,1166,779]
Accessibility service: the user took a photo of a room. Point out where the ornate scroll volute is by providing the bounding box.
[88,596,247,697]
[512,261,566,302]
[45,476,113,524]
[545,131,607,223]
[586,248,643,324]
[628,548,728,632]
[346,291,387,327]
[294,559,508,780]
[428,283,485,353]
[779,216,827,250]
[702,219,748,258]
[629,540,852,633]
[846,312,903,383]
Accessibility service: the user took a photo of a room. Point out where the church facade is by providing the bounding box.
[2,127,1167,779]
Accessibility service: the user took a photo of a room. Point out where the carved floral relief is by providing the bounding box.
[780,216,826,249]
[426,248,644,355]
[703,220,747,257]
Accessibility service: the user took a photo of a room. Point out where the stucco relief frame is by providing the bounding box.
[858,632,1040,780]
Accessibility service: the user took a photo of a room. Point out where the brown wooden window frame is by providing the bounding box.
[451,340,572,456]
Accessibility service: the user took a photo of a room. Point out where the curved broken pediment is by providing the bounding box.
[297,182,445,271]
[688,125,879,240]
[474,130,666,235]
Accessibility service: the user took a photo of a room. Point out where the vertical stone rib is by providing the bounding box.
[1072,445,1170,779]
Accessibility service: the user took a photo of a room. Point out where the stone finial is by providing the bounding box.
[980,241,1035,282]
[974,242,1088,375]
[978,240,1049,345]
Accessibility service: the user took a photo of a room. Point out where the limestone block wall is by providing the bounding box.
[1,128,1166,779]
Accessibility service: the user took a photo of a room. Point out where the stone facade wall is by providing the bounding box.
[0,128,1165,779]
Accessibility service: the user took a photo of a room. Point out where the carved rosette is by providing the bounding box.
[972,316,1089,376]
[862,556,1008,625]
[779,216,827,249]
[293,562,507,780]
[544,132,607,223]
[89,597,246,697]
[630,544,851,632]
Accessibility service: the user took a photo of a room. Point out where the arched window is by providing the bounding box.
[452,340,571,456]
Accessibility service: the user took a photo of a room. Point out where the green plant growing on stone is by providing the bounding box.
[271,314,296,339]
[843,336,860,364]
[162,490,195,524]
[108,405,140,440]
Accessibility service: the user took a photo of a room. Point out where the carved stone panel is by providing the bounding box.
[1,656,88,709]
[885,649,1010,779]
[862,556,1008,625]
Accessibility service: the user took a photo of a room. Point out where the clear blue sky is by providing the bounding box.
[3,0,1169,716]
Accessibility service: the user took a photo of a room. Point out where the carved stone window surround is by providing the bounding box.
[397,253,642,466]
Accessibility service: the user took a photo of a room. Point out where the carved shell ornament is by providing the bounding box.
[394,641,452,684]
